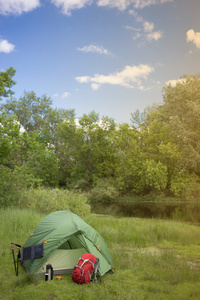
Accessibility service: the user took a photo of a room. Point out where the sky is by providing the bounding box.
[0,0,200,124]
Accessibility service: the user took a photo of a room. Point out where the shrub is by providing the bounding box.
[139,159,168,191]
[0,165,39,208]
[19,188,91,217]
[170,172,200,201]
[90,178,119,203]
[0,166,16,208]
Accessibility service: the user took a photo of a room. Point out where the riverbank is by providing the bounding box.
[1,208,200,299]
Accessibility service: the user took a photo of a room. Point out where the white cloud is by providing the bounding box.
[128,9,143,22]
[61,91,70,98]
[126,19,162,42]
[132,33,141,40]
[143,21,162,41]
[0,0,174,16]
[97,0,174,10]
[186,29,200,49]
[134,0,174,9]
[51,0,92,15]
[52,93,59,97]
[165,78,186,87]
[0,39,15,53]
[91,83,100,90]
[0,0,40,15]
[76,64,154,90]
[125,25,141,40]
[77,44,111,55]
[143,21,154,32]
[147,31,162,41]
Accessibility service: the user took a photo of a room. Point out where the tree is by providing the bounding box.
[56,111,116,188]
[1,91,52,132]
[111,123,142,192]
[13,131,59,187]
[0,112,20,165]
[42,107,75,144]
[130,108,147,129]
[139,159,168,191]
[161,74,200,175]
[130,74,200,196]
[0,67,16,101]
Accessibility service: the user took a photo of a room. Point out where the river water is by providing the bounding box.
[91,201,200,223]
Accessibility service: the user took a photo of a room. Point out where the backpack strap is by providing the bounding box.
[93,258,100,283]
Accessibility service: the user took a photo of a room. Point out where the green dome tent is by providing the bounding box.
[22,210,114,276]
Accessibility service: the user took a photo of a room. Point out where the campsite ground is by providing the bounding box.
[1,208,200,300]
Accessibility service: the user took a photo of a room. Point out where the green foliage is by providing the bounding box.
[1,72,200,199]
[0,67,16,100]
[162,74,200,175]
[170,172,200,200]
[0,165,38,208]
[12,131,59,187]
[90,178,119,202]
[56,111,116,187]
[18,188,91,216]
[0,112,20,164]
[112,123,141,192]
[1,91,52,132]
[130,108,147,128]
[139,159,168,191]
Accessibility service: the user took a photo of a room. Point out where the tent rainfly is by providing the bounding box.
[21,210,114,276]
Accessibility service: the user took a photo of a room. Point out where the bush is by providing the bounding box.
[0,166,16,208]
[170,172,200,201]
[139,159,168,191]
[19,188,91,217]
[90,178,119,203]
[0,165,39,208]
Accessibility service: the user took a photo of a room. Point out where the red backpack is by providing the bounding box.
[72,253,100,284]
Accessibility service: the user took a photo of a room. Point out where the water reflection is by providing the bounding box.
[91,201,200,223]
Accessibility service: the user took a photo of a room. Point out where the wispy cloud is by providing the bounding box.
[126,20,162,43]
[0,0,40,15]
[51,0,92,15]
[0,39,15,53]
[125,25,141,32]
[76,64,154,90]
[97,0,174,11]
[143,21,154,32]
[146,31,162,41]
[186,29,200,49]
[52,93,59,98]
[0,0,174,16]
[61,91,70,98]
[52,92,70,98]
[77,44,111,55]
[143,21,162,41]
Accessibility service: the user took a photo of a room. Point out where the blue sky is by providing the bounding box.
[0,0,200,124]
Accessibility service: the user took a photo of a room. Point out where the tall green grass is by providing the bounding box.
[1,209,200,300]
[18,188,91,217]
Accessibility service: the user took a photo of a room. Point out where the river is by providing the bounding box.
[91,201,200,223]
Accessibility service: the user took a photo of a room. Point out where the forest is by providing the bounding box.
[1,67,200,210]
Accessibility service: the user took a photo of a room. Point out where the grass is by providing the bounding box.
[1,208,200,299]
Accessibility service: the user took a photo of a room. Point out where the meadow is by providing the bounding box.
[0,208,200,300]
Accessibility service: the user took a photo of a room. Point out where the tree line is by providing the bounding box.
[1,67,200,204]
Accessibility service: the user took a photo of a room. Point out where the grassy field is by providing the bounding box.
[0,208,200,300]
